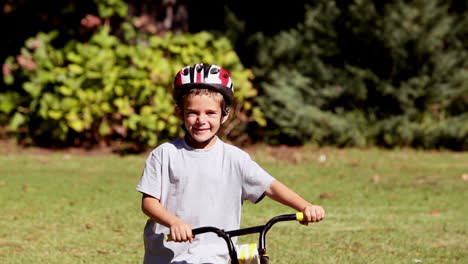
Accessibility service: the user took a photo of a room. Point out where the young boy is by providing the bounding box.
[136,63,325,263]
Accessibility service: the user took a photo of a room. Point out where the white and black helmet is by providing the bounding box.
[173,63,235,106]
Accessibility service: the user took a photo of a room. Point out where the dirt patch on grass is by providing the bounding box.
[0,139,121,156]
[267,145,305,164]
[1,139,309,162]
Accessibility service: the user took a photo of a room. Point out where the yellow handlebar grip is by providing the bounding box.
[296,212,304,221]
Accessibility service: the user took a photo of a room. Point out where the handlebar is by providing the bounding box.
[167,212,304,264]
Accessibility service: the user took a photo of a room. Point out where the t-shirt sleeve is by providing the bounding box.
[136,151,162,199]
[241,157,276,204]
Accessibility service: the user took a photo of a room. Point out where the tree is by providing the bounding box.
[233,0,468,150]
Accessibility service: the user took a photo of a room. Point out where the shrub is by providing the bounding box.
[248,0,468,150]
[1,26,264,151]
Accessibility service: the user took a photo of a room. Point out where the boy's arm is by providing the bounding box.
[264,180,325,224]
[141,193,193,242]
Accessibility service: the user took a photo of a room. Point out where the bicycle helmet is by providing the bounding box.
[173,63,234,106]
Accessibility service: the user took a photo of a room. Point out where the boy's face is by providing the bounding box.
[177,93,229,149]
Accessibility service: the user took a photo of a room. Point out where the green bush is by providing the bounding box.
[1,26,264,150]
[247,0,468,150]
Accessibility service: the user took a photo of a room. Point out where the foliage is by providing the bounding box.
[244,0,468,150]
[94,0,127,19]
[1,24,263,150]
[3,0,468,150]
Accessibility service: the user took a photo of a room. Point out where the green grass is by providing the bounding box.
[0,146,467,263]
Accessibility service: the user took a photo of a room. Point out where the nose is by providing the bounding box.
[196,114,207,124]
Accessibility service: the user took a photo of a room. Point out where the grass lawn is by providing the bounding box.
[0,144,467,263]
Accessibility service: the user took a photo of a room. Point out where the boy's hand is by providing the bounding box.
[169,219,194,242]
[301,204,325,225]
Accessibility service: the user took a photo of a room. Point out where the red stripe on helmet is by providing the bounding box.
[196,70,202,83]
[218,68,230,86]
[174,71,183,86]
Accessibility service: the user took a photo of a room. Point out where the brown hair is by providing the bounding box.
[177,88,229,116]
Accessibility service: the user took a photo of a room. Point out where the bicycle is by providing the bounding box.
[168,212,305,264]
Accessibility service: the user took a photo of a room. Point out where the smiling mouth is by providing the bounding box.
[194,128,210,133]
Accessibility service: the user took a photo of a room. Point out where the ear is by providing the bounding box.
[175,106,183,119]
[221,112,230,124]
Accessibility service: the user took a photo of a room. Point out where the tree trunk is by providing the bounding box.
[127,0,189,35]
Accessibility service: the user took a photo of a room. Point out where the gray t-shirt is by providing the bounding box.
[136,137,275,264]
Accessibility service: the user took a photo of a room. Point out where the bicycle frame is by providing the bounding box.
[175,212,304,264]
